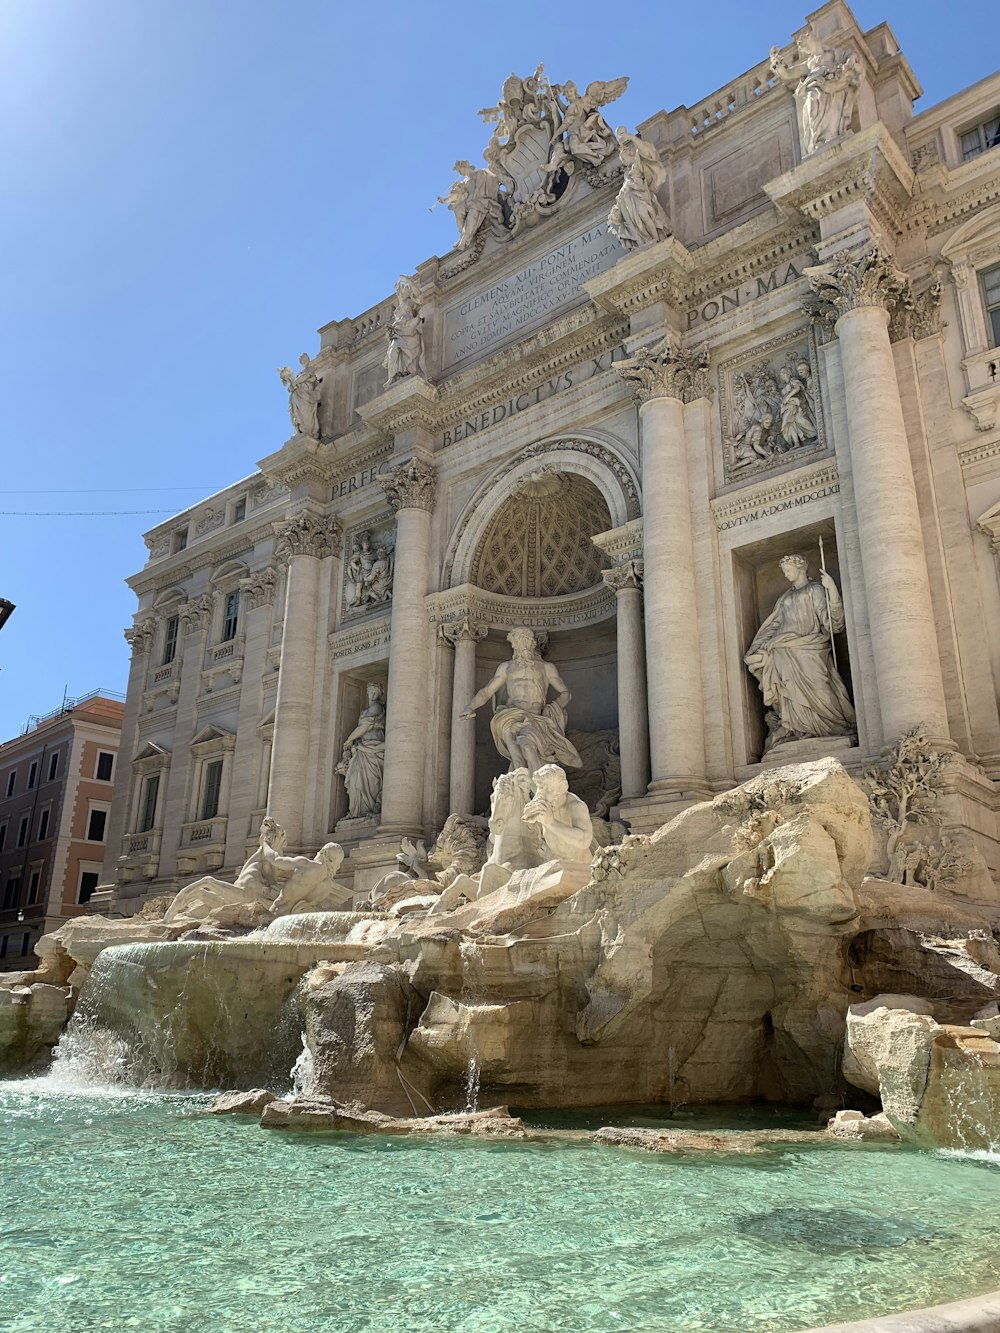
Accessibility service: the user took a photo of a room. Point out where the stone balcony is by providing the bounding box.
[116,828,163,883]
[176,816,228,875]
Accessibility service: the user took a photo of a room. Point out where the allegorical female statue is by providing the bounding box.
[336,681,386,819]
[607,127,670,251]
[744,554,855,753]
[278,353,322,438]
[770,32,860,156]
[383,276,425,383]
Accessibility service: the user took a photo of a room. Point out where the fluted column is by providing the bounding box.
[442,617,487,815]
[100,618,156,883]
[269,513,340,847]
[224,568,277,865]
[378,458,436,835]
[806,243,950,742]
[602,561,649,800]
[616,337,712,798]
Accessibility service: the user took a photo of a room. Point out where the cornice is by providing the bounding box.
[128,524,272,596]
[924,171,1000,239]
[711,457,840,526]
[356,374,439,436]
[328,614,392,662]
[426,580,615,631]
[764,125,915,239]
[958,435,1000,472]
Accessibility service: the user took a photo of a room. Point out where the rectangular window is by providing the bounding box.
[221,591,240,642]
[27,761,37,790]
[17,816,29,848]
[162,614,179,665]
[27,870,40,904]
[983,263,1000,350]
[86,808,108,842]
[232,497,246,523]
[0,824,6,851]
[48,751,59,781]
[961,113,1000,162]
[96,751,114,782]
[20,932,31,957]
[37,808,49,841]
[200,760,223,821]
[172,527,188,553]
[5,771,15,798]
[139,774,160,832]
[78,872,99,905]
[3,877,20,910]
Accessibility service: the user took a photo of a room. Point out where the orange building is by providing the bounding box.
[0,691,124,969]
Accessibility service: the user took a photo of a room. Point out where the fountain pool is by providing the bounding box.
[3,1081,1000,1333]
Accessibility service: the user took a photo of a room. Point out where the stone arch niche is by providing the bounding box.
[437,436,635,816]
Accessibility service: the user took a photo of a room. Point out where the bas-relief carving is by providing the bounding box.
[769,30,860,156]
[607,128,670,251]
[460,626,582,774]
[278,354,322,440]
[383,276,426,384]
[336,681,386,822]
[719,336,824,482]
[436,68,627,256]
[744,554,855,756]
[343,523,394,616]
[194,507,225,538]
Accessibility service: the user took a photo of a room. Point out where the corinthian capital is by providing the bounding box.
[379,456,436,513]
[240,566,278,610]
[440,615,488,647]
[124,618,156,655]
[889,279,943,343]
[180,594,213,633]
[614,335,711,404]
[803,241,905,325]
[602,559,644,592]
[274,512,342,561]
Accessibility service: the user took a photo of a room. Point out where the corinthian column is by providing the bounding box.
[806,242,949,743]
[269,512,341,847]
[615,337,712,799]
[441,616,487,815]
[378,457,436,836]
[602,561,649,800]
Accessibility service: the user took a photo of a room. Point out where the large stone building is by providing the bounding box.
[100,0,1000,909]
[0,692,124,965]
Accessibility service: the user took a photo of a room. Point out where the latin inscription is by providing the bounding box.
[441,345,628,448]
[331,460,392,501]
[687,260,802,331]
[444,224,624,366]
[715,483,840,532]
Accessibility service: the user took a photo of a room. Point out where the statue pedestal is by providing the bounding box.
[347,837,412,902]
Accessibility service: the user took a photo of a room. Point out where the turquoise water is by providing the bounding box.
[3,1082,1000,1333]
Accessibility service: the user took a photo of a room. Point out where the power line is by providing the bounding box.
[0,510,178,517]
[4,487,227,494]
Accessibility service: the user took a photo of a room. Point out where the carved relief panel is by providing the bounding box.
[718,332,826,485]
[341,515,395,619]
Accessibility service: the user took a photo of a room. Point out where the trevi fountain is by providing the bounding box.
[5,7,1000,1331]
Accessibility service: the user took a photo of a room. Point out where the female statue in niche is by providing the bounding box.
[745,554,855,753]
[336,681,386,819]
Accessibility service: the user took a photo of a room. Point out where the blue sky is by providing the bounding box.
[0,0,993,737]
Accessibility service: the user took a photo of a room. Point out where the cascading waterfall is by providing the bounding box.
[290,1034,315,1096]
[459,939,487,1112]
[934,1044,1000,1155]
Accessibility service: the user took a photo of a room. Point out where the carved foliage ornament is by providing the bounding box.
[379,457,437,514]
[180,595,213,634]
[240,567,278,611]
[803,242,905,323]
[124,619,156,655]
[602,559,643,592]
[440,615,488,647]
[274,513,342,561]
[614,335,711,404]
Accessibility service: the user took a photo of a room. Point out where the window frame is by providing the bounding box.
[78,869,100,905]
[95,750,115,782]
[36,806,50,841]
[139,773,161,833]
[162,613,180,665]
[981,262,1000,350]
[200,758,224,821]
[5,771,15,798]
[16,815,29,848]
[3,875,21,910]
[221,589,240,643]
[27,760,37,790]
[27,867,41,905]
[85,802,110,843]
[959,111,1000,162]
[48,751,59,782]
